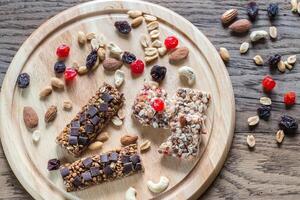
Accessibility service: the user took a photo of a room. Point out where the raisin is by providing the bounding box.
[47,158,60,171]
[247,2,259,21]
[268,54,281,68]
[86,50,98,70]
[114,21,131,34]
[54,61,66,73]
[267,3,279,19]
[122,51,136,64]
[279,115,298,134]
[17,73,30,88]
[257,105,271,120]
[150,65,167,82]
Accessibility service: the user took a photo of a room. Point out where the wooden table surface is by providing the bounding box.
[1,0,300,199]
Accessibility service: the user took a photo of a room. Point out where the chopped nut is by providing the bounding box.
[240,42,249,54]
[39,86,52,98]
[143,14,157,22]
[269,26,277,39]
[63,100,72,110]
[112,116,123,127]
[149,29,160,39]
[117,109,126,120]
[131,16,144,28]
[152,40,162,48]
[78,31,86,45]
[86,32,96,40]
[219,47,230,62]
[88,141,103,150]
[277,60,286,73]
[51,77,64,89]
[284,61,294,70]
[140,140,151,152]
[97,47,106,61]
[158,46,167,56]
[260,97,272,106]
[287,55,297,65]
[276,130,284,143]
[247,116,259,126]
[246,134,255,148]
[147,21,159,31]
[140,34,151,48]
[253,55,264,66]
[96,132,109,142]
[127,10,143,18]
[145,47,158,57]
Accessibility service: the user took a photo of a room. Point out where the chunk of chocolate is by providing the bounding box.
[87,106,98,118]
[78,136,89,145]
[60,167,70,177]
[47,158,60,171]
[101,93,113,103]
[81,171,92,181]
[70,127,79,136]
[90,167,100,177]
[82,157,93,168]
[103,165,113,176]
[73,176,82,187]
[123,162,133,174]
[99,103,108,112]
[79,114,87,124]
[134,163,142,171]
[85,123,94,134]
[90,115,100,125]
[68,136,78,145]
[130,154,140,165]
[109,152,119,162]
[71,120,80,128]
[100,154,109,163]
[121,155,131,163]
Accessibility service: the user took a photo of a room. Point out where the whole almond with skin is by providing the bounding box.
[103,58,123,71]
[44,105,57,123]
[229,19,252,33]
[23,106,39,129]
[169,47,189,63]
[120,135,138,146]
[221,9,238,24]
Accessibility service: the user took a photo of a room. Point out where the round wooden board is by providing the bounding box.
[0,0,235,199]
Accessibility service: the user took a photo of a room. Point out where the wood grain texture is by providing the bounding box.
[0,0,299,200]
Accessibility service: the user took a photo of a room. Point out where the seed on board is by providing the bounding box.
[108,42,123,59]
[145,54,159,63]
[118,109,126,120]
[250,30,268,42]
[140,140,151,152]
[140,34,151,48]
[88,141,103,150]
[291,0,298,12]
[269,26,277,39]
[127,10,143,18]
[260,97,272,106]
[96,132,109,142]
[39,86,52,98]
[78,31,86,45]
[287,55,297,65]
[147,21,159,31]
[86,32,96,40]
[131,16,144,28]
[143,14,157,22]
[63,100,72,110]
[145,47,158,57]
[219,47,230,62]
[78,66,88,75]
[150,30,160,39]
[276,130,284,143]
[220,9,238,24]
[247,115,259,126]
[152,40,162,48]
[44,105,57,123]
[253,55,264,66]
[32,130,41,143]
[112,116,123,126]
[158,46,167,56]
[240,42,249,54]
[51,77,64,89]
[246,134,255,148]
[229,19,252,33]
[97,47,106,61]
[114,70,125,87]
[277,60,286,73]
[284,61,294,70]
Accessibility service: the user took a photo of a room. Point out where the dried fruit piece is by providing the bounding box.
[17,73,30,88]
[140,140,151,152]
[143,14,157,22]
[112,116,123,126]
[127,10,143,18]
[131,59,145,74]
[164,36,179,50]
[151,98,165,112]
[56,44,70,59]
[221,9,238,24]
[246,135,255,148]
[32,130,40,143]
[276,130,284,143]
[269,26,277,39]
[120,135,138,146]
[47,158,60,171]
[151,65,167,82]
[257,105,271,120]
[253,55,264,66]
[267,3,279,19]
[250,30,268,42]
[284,91,296,106]
[78,31,86,45]
[169,47,189,62]
[114,70,125,87]
[23,106,39,129]
[229,19,252,33]
[64,67,77,81]
[277,60,286,73]
[114,21,131,34]
[103,58,123,71]
[63,100,72,110]
[54,61,66,73]
[96,132,109,142]
[268,54,281,68]
[39,86,52,98]
[247,2,259,21]
[287,55,297,65]
[45,105,57,123]
[247,115,259,126]
[88,141,103,150]
[279,115,298,134]
[219,47,230,62]
[262,76,276,92]
[51,77,64,89]
[240,42,249,54]
[260,97,272,106]
[131,16,144,28]
[122,52,137,64]
[86,50,98,70]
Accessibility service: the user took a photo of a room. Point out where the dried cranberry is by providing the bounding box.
[122,52,136,64]
[47,158,60,171]
[64,67,77,81]
[56,44,70,58]
[150,65,167,82]
[86,50,98,70]
[164,36,179,50]
[114,21,131,34]
[130,59,144,74]
[268,54,281,67]
[284,91,296,106]
[257,105,271,120]
[54,61,66,73]
[247,2,259,21]
[152,98,165,112]
[267,3,279,19]
[262,76,276,92]
[17,73,30,88]
[279,115,298,134]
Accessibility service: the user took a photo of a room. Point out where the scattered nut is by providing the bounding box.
[108,42,123,59]
[86,32,96,40]
[131,16,144,28]
[246,134,255,148]
[178,66,196,85]
[291,0,298,12]
[127,10,143,18]
[260,97,272,106]
[23,106,39,129]
[112,116,123,127]
[277,60,286,73]
[44,105,57,123]
[103,58,123,71]
[284,61,294,70]
[125,187,137,200]
[250,30,268,42]
[145,54,159,63]
[158,46,167,56]
[114,70,125,87]
[287,55,297,65]
[140,34,151,48]
[51,77,64,89]
[253,55,264,66]
[152,40,162,48]
[63,100,72,110]
[145,47,158,57]
[120,134,138,146]
[240,42,249,54]
[147,176,169,193]
[143,14,157,22]
[229,19,252,33]
[91,34,106,50]
[32,130,41,143]
[147,21,159,31]
[169,47,189,62]
[78,31,86,45]
[221,9,238,24]
[78,66,88,75]
[276,130,284,144]
[140,140,151,152]
[269,26,277,39]
[117,109,126,120]
[149,29,160,39]
[96,132,109,142]
[247,115,259,126]
[219,47,230,62]
[88,141,103,150]
[39,86,52,98]
[97,47,106,61]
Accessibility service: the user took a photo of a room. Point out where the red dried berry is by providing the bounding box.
[64,67,77,81]
[164,36,179,50]
[284,91,296,106]
[262,75,276,92]
[152,98,165,112]
[56,44,70,58]
[130,59,144,74]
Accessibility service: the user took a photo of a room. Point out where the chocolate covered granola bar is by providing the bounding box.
[59,144,143,192]
[56,83,124,156]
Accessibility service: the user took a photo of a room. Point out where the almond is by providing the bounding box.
[102,58,123,71]
[23,106,39,129]
[120,134,138,146]
[229,19,252,33]
[221,9,238,24]
[44,105,57,123]
[169,47,189,63]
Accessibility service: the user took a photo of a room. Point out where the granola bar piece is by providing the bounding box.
[59,144,143,192]
[132,82,171,129]
[158,88,210,159]
[56,83,125,156]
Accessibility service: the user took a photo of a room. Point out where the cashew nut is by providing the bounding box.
[114,70,125,87]
[108,42,123,59]
[147,176,169,193]
[125,187,137,200]
[178,66,196,85]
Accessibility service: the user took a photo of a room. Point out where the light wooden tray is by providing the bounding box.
[0,0,235,199]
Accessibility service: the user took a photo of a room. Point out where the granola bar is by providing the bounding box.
[56,83,125,156]
[158,88,210,159]
[132,82,171,128]
[59,144,143,192]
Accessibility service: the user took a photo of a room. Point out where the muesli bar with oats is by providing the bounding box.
[59,144,143,192]
[56,83,125,156]
[158,88,210,159]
